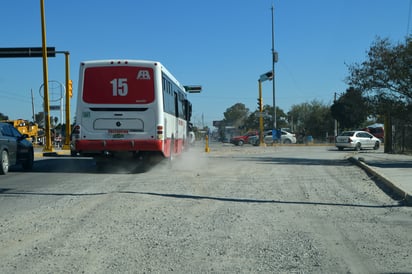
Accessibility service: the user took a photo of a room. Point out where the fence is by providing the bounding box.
[392,118,412,153]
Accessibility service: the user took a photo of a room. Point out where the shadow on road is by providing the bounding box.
[0,189,407,208]
[9,157,162,174]
[238,156,350,167]
[367,160,412,169]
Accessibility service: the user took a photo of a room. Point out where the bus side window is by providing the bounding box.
[174,92,179,117]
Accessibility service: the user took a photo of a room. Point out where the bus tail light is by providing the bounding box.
[156,125,163,140]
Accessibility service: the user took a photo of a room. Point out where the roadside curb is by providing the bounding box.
[348,156,411,205]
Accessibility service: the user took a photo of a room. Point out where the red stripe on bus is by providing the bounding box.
[76,139,163,152]
[163,138,185,157]
[76,138,185,158]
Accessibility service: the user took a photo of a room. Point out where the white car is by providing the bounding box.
[250,130,297,145]
[188,131,195,145]
[335,130,381,151]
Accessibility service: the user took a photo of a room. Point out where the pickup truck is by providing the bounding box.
[229,131,258,146]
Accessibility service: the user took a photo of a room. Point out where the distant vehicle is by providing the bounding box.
[188,131,195,145]
[1,119,40,143]
[335,130,381,151]
[188,123,195,145]
[230,131,258,146]
[363,126,384,142]
[73,60,195,168]
[265,129,297,144]
[0,122,34,175]
[249,129,297,145]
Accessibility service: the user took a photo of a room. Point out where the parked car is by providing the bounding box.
[0,122,34,174]
[249,129,297,145]
[335,130,381,151]
[230,131,259,146]
[363,126,384,142]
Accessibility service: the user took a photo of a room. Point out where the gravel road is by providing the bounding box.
[0,144,411,273]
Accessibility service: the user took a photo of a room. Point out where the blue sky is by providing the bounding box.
[0,0,411,128]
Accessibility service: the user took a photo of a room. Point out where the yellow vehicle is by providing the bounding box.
[1,119,40,143]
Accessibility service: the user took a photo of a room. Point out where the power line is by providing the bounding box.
[0,91,32,103]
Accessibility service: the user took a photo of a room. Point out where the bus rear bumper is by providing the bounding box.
[75,139,163,155]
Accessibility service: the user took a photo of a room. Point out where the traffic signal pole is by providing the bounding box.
[40,0,53,152]
[63,51,71,150]
[258,71,273,146]
[0,2,72,152]
[0,47,71,151]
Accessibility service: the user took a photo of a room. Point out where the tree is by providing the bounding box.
[306,100,335,140]
[346,36,412,116]
[265,105,288,130]
[346,36,412,152]
[34,112,45,128]
[288,100,334,140]
[0,112,9,120]
[244,105,288,131]
[215,103,250,141]
[330,87,369,130]
[222,103,250,130]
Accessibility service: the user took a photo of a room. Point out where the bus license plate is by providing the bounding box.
[109,129,128,138]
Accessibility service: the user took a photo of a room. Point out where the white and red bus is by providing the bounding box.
[73,60,193,166]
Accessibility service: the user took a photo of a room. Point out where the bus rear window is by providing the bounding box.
[83,66,154,104]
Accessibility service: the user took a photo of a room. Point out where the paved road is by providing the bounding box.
[1,144,411,273]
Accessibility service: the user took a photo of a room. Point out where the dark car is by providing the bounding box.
[0,122,34,174]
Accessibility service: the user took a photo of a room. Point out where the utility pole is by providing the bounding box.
[334,92,338,136]
[62,51,71,150]
[31,89,35,123]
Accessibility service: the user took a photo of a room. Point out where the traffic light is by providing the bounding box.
[68,80,73,98]
[184,85,202,93]
[257,97,263,112]
[259,71,273,82]
[0,47,56,58]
